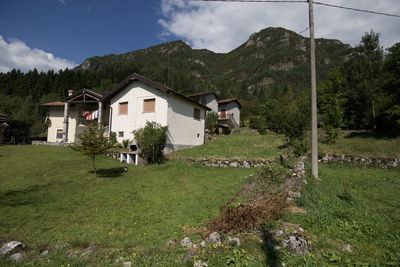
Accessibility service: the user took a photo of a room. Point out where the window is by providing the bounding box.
[118,131,124,138]
[56,129,63,139]
[143,98,155,113]
[193,108,201,120]
[118,102,128,115]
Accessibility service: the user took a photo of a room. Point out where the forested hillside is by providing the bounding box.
[0,27,399,136]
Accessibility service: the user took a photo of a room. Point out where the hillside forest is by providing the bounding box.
[0,27,399,137]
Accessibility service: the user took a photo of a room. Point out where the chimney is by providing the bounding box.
[68,90,75,96]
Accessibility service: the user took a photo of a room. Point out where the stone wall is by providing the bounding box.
[184,157,277,168]
[106,151,121,160]
[321,153,399,169]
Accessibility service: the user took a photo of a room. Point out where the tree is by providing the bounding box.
[342,30,384,129]
[265,87,310,155]
[71,123,112,176]
[205,112,218,134]
[133,121,168,164]
[319,69,345,143]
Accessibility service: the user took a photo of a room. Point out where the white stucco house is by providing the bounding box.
[42,73,210,152]
[189,92,241,133]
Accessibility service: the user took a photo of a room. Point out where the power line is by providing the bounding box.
[298,27,309,35]
[189,0,306,3]
[190,0,400,18]
[314,1,400,18]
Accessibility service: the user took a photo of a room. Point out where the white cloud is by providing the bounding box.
[159,0,400,52]
[0,36,77,73]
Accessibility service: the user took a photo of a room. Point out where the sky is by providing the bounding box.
[0,0,399,73]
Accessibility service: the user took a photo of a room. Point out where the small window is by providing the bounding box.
[143,98,155,113]
[118,131,124,138]
[193,108,201,120]
[56,129,63,139]
[118,102,128,115]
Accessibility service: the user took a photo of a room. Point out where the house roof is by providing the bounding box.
[188,91,219,102]
[65,88,103,103]
[40,101,65,106]
[218,98,242,108]
[0,113,8,121]
[101,73,211,111]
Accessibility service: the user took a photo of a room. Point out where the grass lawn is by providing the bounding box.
[320,135,400,158]
[281,164,400,266]
[0,145,253,266]
[170,129,285,159]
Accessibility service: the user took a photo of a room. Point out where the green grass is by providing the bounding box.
[320,136,400,158]
[170,130,285,159]
[0,145,253,266]
[282,164,400,266]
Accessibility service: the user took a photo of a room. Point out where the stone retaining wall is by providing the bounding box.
[321,153,399,169]
[184,157,277,168]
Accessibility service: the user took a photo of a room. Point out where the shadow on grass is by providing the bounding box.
[0,183,53,207]
[261,229,281,267]
[95,167,127,178]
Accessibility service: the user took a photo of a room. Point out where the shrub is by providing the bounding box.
[206,111,219,134]
[109,131,117,146]
[122,139,130,149]
[133,121,168,164]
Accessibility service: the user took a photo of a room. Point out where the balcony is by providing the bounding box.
[218,112,238,129]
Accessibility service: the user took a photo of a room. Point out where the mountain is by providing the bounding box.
[74,27,353,104]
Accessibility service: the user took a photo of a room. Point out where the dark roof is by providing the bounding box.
[40,101,64,106]
[0,113,8,121]
[218,98,242,108]
[101,73,211,111]
[65,88,103,102]
[188,91,219,102]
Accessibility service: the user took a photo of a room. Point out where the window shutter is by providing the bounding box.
[143,99,155,113]
[119,102,128,115]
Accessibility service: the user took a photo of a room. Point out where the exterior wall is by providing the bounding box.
[199,94,218,113]
[166,94,206,151]
[47,107,79,143]
[218,102,241,127]
[109,81,169,143]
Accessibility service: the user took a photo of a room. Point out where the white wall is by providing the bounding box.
[219,102,241,127]
[47,107,79,143]
[109,81,169,143]
[166,94,206,151]
[202,94,218,113]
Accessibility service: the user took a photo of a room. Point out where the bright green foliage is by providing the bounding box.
[133,121,168,164]
[205,111,219,134]
[284,164,400,266]
[319,69,345,143]
[121,139,130,148]
[264,87,310,155]
[170,129,284,159]
[71,123,112,176]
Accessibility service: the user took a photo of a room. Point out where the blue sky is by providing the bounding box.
[0,0,399,73]
[0,0,172,64]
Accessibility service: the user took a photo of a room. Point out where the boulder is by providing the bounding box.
[181,237,193,248]
[167,239,177,247]
[227,236,240,246]
[10,252,23,262]
[0,241,24,256]
[123,261,132,267]
[194,260,208,267]
[200,241,207,247]
[40,250,49,257]
[283,235,308,256]
[81,245,96,257]
[207,232,221,245]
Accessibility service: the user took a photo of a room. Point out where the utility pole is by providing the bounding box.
[308,0,319,179]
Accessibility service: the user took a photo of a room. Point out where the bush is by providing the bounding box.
[122,139,130,149]
[206,111,219,134]
[109,131,117,146]
[133,121,168,164]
